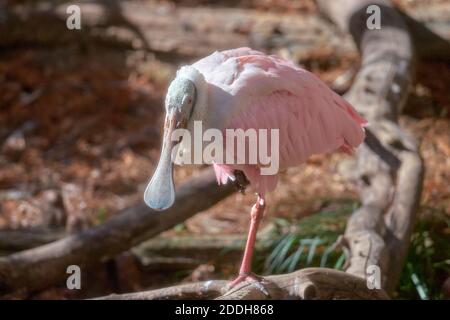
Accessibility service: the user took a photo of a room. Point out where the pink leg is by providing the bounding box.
[229,195,266,289]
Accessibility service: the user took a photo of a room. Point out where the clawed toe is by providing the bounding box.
[227,273,269,296]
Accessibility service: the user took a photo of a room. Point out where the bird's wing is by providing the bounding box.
[192,48,302,128]
[193,48,297,94]
[227,90,366,169]
[194,48,366,194]
[220,51,365,170]
[194,48,366,159]
[193,47,265,73]
[220,88,366,194]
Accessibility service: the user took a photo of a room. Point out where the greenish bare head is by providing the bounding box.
[166,77,197,118]
[144,77,197,211]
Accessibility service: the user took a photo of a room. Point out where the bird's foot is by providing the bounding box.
[227,273,269,296]
[231,170,249,193]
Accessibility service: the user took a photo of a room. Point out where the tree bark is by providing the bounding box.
[0,228,64,253]
[0,169,235,296]
[97,268,388,300]
[2,1,449,61]
[316,0,424,294]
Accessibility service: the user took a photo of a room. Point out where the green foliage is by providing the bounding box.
[258,200,354,274]
[258,202,449,300]
[173,223,188,233]
[95,207,107,223]
[396,208,450,300]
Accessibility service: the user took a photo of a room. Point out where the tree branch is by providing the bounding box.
[96,268,388,300]
[317,0,424,293]
[0,169,235,296]
[2,1,449,60]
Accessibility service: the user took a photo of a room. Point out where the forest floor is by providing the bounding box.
[0,0,449,299]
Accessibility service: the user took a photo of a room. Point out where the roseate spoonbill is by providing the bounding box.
[144,47,367,288]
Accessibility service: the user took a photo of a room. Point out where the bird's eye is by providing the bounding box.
[187,97,192,104]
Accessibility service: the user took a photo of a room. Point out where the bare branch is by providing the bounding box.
[96,268,388,300]
[317,0,424,293]
[0,169,235,296]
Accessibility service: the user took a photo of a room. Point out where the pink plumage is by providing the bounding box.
[144,47,367,287]
[193,47,367,195]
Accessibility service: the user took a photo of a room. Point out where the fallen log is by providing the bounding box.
[131,223,277,273]
[96,268,388,300]
[0,169,235,296]
[1,1,449,61]
[317,0,424,294]
[0,228,64,253]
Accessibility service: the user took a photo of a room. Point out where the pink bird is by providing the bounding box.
[144,47,367,288]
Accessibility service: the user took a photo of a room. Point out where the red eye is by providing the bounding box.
[188,98,192,104]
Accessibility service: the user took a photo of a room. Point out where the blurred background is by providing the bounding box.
[0,0,449,299]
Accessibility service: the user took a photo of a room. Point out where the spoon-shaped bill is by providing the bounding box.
[143,153,175,211]
[144,112,179,210]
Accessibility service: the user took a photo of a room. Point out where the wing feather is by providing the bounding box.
[194,48,366,194]
[224,89,366,193]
